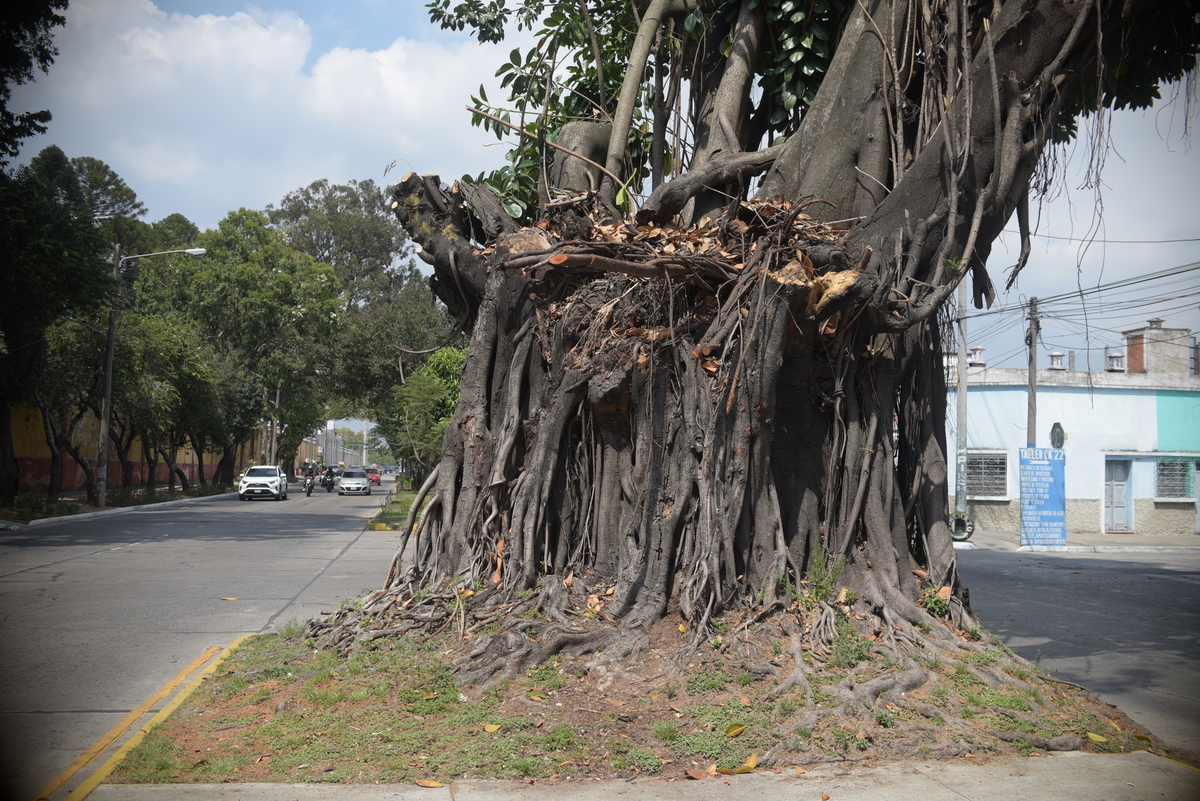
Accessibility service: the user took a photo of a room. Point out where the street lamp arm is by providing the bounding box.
[117,248,207,269]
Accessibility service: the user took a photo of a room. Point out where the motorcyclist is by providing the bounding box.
[322,465,336,491]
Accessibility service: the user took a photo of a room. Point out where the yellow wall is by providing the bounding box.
[11,403,259,494]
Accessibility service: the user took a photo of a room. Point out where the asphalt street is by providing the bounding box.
[0,481,404,801]
[958,549,1200,756]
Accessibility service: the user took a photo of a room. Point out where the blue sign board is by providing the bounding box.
[1019,448,1066,546]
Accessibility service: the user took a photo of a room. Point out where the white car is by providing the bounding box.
[337,469,371,496]
[239,465,288,501]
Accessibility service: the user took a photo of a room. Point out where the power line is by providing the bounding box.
[961,260,1200,322]
[1001,230,1200,245]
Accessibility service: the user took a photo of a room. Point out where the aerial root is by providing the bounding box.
[769,615,813,704]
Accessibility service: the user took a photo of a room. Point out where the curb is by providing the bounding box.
[23,491,236,528]
[1017,544,1200,553]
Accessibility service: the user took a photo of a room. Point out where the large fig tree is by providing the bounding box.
[313,0,1196,697]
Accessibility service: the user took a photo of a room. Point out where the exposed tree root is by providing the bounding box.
[301,571,1173,769]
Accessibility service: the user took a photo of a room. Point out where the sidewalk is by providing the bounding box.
[87,751,1200,801]
[959,527,1200,553]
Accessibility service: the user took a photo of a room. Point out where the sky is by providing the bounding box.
[9,0,1200,369]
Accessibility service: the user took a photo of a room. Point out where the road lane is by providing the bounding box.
[958,549,1200,756]
[0,482,403,801]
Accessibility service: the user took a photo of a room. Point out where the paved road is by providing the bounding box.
[958,549,1200,756]
[0,482,404,801]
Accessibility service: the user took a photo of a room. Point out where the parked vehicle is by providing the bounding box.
[239,466,288,501]
[337,469,371,496]
[365,467,381,485]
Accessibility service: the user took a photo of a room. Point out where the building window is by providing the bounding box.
[966,452,1008,498]
[1155,458,1195,499]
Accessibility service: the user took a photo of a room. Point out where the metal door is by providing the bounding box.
[1104,459,1130,532]
[1194,462,1199,534]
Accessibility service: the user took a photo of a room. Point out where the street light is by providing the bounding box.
[95,246,208,507]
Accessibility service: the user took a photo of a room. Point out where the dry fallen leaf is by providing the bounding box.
[744,753,758,769]
[726,724,747,737]
[483,724,501,733]
[822,794,830,801]
[1086,732,1108,743]
[220,597,238,601]
[794,767,806,774]
[685,770,708,780]
[415,779,443,788]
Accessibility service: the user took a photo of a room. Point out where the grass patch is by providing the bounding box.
[829,615,872,668]
[368,489,420,530]
[109,607,1173,785]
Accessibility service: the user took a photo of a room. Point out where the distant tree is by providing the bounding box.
[70,156,146,221]
[0,146,109,506]
[267,178,461,433]
[0,2,67,164]
[267,178,411,310]
[151,213,201,250]
[377,346,465,487]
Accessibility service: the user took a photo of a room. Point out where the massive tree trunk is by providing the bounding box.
[311,0,1187,701]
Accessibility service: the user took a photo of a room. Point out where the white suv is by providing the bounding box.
[238,465,288,501]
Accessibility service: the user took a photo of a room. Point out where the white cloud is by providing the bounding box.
[10,0,521,230]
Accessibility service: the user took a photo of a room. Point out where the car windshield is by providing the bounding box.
[343,470,367,478]
[245,467,278,477]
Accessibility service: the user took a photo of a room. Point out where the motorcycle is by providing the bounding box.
[322,473,335,493]
[304,474,315,497]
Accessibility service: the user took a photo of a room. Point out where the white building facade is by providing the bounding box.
[947,321,1200,534]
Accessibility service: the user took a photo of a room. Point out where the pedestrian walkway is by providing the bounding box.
[85,751,1200,801]
[962,527,1200,553]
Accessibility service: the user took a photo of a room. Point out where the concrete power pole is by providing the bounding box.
[954,281,969,519]
[95,244,121,507]
[1026,297,1040,448]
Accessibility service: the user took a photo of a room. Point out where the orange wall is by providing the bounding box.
[11,403,253,494]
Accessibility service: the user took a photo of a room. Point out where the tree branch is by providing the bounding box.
[637,143,785,224]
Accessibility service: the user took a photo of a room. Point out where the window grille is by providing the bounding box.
[966,453,1008,498]
[1155,458,1195,499]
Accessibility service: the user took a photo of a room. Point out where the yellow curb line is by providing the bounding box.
[63,633,256,801]
[1155,753,1200,774]
[34,646,222,801]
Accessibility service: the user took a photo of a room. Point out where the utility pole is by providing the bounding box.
[954,281,969,518]
[95,244,120,507]
[1026,297,1040,448]
[268,385,281,465]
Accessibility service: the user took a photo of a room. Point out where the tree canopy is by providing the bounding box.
[0,2,67,164]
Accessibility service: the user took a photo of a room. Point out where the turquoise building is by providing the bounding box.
[947,320,1200,534]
